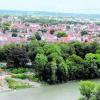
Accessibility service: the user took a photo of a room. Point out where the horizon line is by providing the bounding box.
[0,9,100,15]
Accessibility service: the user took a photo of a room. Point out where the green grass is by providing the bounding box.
[6,78,31,89]
[11,68,28,74]
[6,68,34,74]
[11,74,39,82]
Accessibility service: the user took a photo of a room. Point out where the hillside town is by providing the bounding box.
[1,0,100,99]
[0,15,100,46]
[1,14,100,100]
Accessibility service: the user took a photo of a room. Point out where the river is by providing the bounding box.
[0,79,100,100]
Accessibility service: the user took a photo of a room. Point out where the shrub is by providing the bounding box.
[56,32,67,38]
[12,74,27,79]
[79,81,100,100]
[94,85,100,100]
[12,33,17,37]
[79,81,95,99]
[11,68,28,74]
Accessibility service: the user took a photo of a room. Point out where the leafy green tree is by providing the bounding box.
[81,30,88,36]
[96,50,100,54]
[43,43,61,55]
[12,33,17,37]
[0,43,19,61]
[1,22,10,33]
[84,53,99,78]
[35,54,48,80]
[56,61,68,82]
[66,55,84,79]
[35,54,47,69]
[35,32,42,40]
[11,28,18,33]
[7,47,29,68]
[27,39,40,61]
[48,52,59,62]
[56,31,67,38]
[72,42,97,58]
[94,85,100,100]
[79,81,100,100]
[79,81,95,100]
[41,61,57,84]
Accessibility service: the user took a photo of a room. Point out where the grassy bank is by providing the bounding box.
[11,74,39,82]
[6,78,31,89]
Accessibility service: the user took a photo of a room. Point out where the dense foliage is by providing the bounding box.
[0,39,100,84]
[79,81,100,100]
[7,47,29,68]
[56,32,67,38]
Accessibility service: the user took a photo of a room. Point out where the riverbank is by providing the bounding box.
[0,71,41,92]
[0,79,100,100]
[0,70,100,93]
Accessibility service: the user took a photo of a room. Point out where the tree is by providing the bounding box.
[79,81,95,100]
[43,61,57,84]
[35,54,47,69]
[66,55,84,79]
[79,81,100,100]
[12,33,17,37]
[43,43,61,55]
[84,53,100,78]
[1,22,10,33]
[48,52,60,62]
[0,43,19,62]
[56,32,67,38]
[96,50,100,54]
[81,30,88,36]
[11,28,18,33]
[35,32,42,40]
[56,61,68,82]
[7,47,29,68]
[72,42,97,58]
[59,43,75,60]
[94,85,100,100]
[50,29,55,34]
[35,54,48,79]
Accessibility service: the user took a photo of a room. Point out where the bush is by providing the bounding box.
[79,81,95,99]
[56,32,67,38]
[96,50,100,54]
[95,85,100,100]
[12,74,27,79]
[79,81,100,100]
[11,68,28,74]
[12,33,17,37]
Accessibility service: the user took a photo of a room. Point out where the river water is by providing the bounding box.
[0,79,100,100]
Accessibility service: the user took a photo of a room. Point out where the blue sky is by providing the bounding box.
[0,0,100,14]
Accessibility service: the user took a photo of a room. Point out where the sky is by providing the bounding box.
[0,0,100,14]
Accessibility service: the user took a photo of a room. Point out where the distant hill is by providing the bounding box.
[0,9,100,18]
